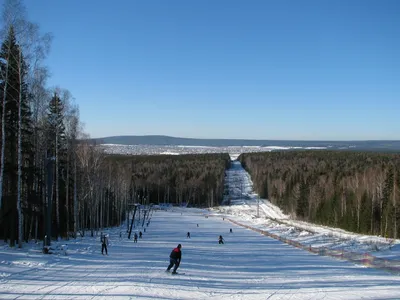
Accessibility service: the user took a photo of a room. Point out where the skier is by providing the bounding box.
[166,244,182,274]
[230,228,233,233]
[134,232,138,243]
[139,231,143,238]
[187,232,190,238]
[101,233,109,255]
[218,235,224,244]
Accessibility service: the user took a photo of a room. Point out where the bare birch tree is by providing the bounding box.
[16,45,23,247]
[0,29,11,209]
[1,0,52,247]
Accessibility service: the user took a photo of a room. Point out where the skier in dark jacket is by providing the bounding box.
[218,235,224,244]
[166,244,182,274]
[101,233,109,255]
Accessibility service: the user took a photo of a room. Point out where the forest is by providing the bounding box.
[109,153,230,208]
[239,151,400,239]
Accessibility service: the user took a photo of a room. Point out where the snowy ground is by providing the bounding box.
[1,159,400,299]
[1,208,400,299]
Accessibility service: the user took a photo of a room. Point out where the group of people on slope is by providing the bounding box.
[166,233,227,274]
[102,224,232,274]
[101,230,145,254]
[133,231,143,243]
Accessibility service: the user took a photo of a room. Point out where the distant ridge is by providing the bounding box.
[92,135,400,151]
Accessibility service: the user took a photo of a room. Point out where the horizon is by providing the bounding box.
[94,134,400,142]
[22,0,400,140]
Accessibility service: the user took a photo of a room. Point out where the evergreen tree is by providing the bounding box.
[381,167,394,237]
[0,26,33,246]
[46,92,66,238]
[296,176,309,219]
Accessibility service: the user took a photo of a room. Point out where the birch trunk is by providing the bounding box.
[0,43,11,209]
[17,50,23,248]
[393,171,397,239]
[55,110,59,239]
[73,156,77,238]
[65,151,70,238]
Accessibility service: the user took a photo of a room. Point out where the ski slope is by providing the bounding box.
[1,208,400,299]
[218,161,399,257]
[222,160,288,220]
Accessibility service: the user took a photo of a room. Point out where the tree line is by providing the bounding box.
[108,153,230,208]
[0,0,106,247]
[239,151,400,239]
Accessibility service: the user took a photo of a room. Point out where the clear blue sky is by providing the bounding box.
[20,0,400,140]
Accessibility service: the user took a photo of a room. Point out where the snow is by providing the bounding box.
[159,151,180,155]
[1,160,400,299]
[99,144,331,156]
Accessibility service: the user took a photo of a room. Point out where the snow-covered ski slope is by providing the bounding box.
[1,208,400,300]
[217,160,400,258]
[222,160,288,220]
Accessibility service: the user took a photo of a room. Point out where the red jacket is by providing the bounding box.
[170,247,181,261]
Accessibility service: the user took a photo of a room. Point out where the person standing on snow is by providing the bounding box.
[187,232,190,238]
[134,232,138,243]
[101,233,109,255]
[166,244,182,274]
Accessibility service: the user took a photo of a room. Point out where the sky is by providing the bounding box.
[14,0,400,140]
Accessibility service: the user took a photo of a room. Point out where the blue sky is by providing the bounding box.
[20,0,400,140]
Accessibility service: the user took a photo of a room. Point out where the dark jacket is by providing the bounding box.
[169,247,182,262]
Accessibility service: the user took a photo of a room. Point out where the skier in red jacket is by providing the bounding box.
[166,244,182,274]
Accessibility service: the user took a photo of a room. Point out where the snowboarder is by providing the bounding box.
[166,244,182,274]
[134,233,138,243]
[139,231,143,238]
[101,233,109,255]
[187,232,190,238]
[218,235,224,244]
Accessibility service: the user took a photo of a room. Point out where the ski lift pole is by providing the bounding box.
[128,205,138,239]
[142,210,147,227]
[45,154,55,247]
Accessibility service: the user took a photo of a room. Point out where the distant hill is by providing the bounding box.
[92,135,400,151]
